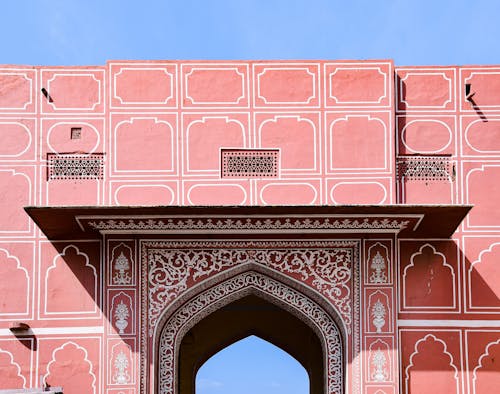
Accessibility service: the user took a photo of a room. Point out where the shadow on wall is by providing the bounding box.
[6,235,500,394]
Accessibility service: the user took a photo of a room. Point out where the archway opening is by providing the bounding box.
[196,335,309,394]
[178,294,325,394]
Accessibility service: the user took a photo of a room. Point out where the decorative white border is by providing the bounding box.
[396,68,456,112]
[327,67,387,105]
[109,62,178,109]
[256,113,320,174]
[404,334,460,394]
[40,70,105,114]
[184,115,247,174]
[253,63,319,108]
[401,243,458,312]
[114,68,174,105]
[326,113,391,174]
[324,62,393,108]
[461,68,500,111]
[182,63,249,109]
[0,69,35,112]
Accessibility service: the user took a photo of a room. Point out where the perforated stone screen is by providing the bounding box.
[47,153,104,180]
[221,149,279,178]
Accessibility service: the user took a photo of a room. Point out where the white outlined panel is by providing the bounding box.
[461,115,500,157]
[326,112,392,174]
[399,329,463,394]
[0,118,36,161]
[109,180,178,206]
[365,288,394,334]
[0,165,35,238]
[110,62,177,109]
[324,62,392,108]
[463,236,500,312]
[38,240,102,321]
[107,338,137,386]
[41,117,104,159]
[182,180,250,205]
[396,68,456,112]
[464,330,500,394]
[111,113,178,177]
[460,67,500,112]
[107,290,136,336]
[398,240,461,314]
[255,112,321,175]
[37,336,102,394]
[107,240,136,287]
[327,177,393,205]
[253,63,320,108]
[0,68,36,113]
[397,115,456,156]
[182,112,250,176]
[462,161,500,231]
[0,338,34,388]
[0,241,35,320]
[256,179,321,205]
[40,69,105,114]
[182,63,249,108]
[364,336,395,384]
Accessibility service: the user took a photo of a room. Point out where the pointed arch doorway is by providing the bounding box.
[179,293,323,394]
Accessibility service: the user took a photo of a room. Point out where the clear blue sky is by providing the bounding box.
[3,1,499,393]
[196,336,309,394]
[2,0,500,66]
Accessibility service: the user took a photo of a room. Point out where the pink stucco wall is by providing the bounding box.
[0,60,500,393]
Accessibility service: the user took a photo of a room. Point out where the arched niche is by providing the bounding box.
[154,265,346,394]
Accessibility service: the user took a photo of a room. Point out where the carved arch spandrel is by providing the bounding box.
[154,267,346,394]
[140,240,361,394]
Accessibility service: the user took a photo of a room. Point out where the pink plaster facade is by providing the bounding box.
[0,60,499,394]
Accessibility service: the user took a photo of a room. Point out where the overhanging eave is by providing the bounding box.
[24,205,472,240]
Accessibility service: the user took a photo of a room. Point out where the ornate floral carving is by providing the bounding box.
[158,271,343,394]
[113,350,130,384]
[371,349,388,382]
[371,299,386,333]
[147,246,353,335]
[114,301,130,334]
[86,216,410,233]
[139,240,361,394]
[113,252,132,285]
[369,251,387,284]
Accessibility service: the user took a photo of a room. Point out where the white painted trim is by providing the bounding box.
[0,326,104,336]
[398,319,500,327]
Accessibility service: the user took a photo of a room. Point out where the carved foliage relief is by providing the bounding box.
[145,241,356,335]
[141,240,360,394]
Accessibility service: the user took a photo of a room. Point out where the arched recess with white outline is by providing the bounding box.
[472,339,500,394]
[0,348,26,389]
[44,341,96,394]
[153,263,347,394]
[404,334,459,394]
[45,245,97,315]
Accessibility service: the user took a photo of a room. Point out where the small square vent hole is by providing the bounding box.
[71,127,82,140]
